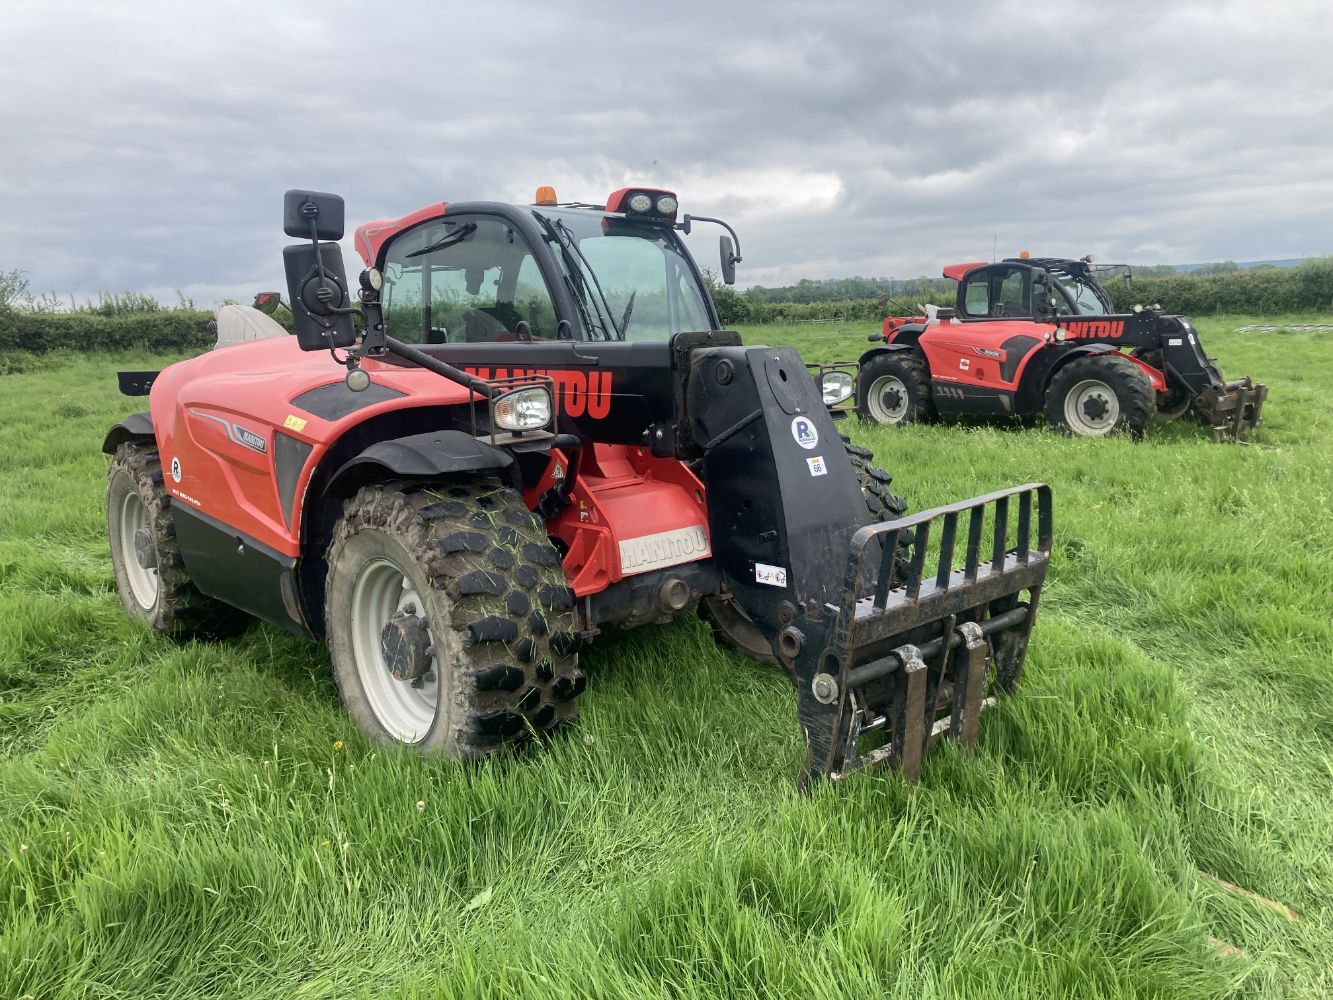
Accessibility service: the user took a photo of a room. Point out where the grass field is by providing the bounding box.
[2,317,1331,998]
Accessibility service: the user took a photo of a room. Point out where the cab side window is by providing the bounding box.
[380,217,559,344]
[993,270,1031,317]
[961,274,990,316]
[960,267,1031,318]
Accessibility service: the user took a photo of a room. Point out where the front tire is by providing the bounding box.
[324,478,583,757]
[856,351,935,427]
[1044,354,1153,438]
[106,442,247,638]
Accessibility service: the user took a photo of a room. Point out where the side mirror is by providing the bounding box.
[282,188,357,351]
[283,243,356,351]
[1122,272,1132,289]
[719,235,737,285]
[283,189,345,240]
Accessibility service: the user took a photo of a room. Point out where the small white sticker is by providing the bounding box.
[755,562,788,587]
[790,415,819,450]
[806,455,827,477]
[1167,337,1182,346]
[170,457,182,483]
[959,358,970,370]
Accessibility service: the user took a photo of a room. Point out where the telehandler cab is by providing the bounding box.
[857,255,1266,441]
[104,186,1052,787]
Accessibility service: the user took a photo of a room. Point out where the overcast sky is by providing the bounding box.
[3,0,1332,303]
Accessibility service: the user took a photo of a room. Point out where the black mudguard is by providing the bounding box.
[1015,343,1120,412]
[324,430,518,497]
[102,412,155,454]
[857,342,920,368]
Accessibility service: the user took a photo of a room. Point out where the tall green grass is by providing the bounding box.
[2,320,1330,998]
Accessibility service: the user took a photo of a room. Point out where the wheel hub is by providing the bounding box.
[867,374,910,423]
[380,612,433,682]
[133,526,157,570]
[1081,394,1110,421]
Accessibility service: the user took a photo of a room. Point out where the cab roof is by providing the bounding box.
[942,261,989,281]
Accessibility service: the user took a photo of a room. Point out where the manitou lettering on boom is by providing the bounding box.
[466,368,614,418]
[1065,320,1125,339]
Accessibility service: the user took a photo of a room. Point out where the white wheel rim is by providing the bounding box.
[1064,379,1120,435]
[350,557,439,743]
[867,374,910,423]
[118,490,159,609]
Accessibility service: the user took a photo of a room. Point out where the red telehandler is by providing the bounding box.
[856,255,1266,440]
[104,187,1052,787]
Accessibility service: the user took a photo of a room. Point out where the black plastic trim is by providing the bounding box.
[324,430,518,498]
[999,335,1043,383]
[117,371,160,396]
[274,432,314,529]
[856,343,918,368]
[291,380,407,421]
[102,412,154,454]
[171,504,310,638]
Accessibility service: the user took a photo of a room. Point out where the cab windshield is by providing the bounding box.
[1053,272,1112,315]
[533,209,713,341]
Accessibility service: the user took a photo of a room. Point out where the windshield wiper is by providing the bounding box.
[404,223,477,259]
[618,290,637,336]
[533,214,604,340]
[536,214,623,340]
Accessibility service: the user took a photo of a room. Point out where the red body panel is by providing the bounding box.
[354,202,449,268]
[917,321,1039,389]
[149,337,711,597]
[882,318,1167,395]
[524,444,710,597]
[149,338,479,557]
[942,261,988,281]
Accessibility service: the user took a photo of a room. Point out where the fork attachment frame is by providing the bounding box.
[790,483,1052,788]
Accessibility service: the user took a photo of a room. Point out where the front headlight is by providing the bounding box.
[494,386,552,431]
[821,370,854,406]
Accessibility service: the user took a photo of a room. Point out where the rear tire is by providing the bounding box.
[1044,354,1153,438]
[106,442,248,638]
[856,351,935,426]
[324,478,582,757]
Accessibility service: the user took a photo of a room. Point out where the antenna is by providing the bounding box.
[992,234,997,262]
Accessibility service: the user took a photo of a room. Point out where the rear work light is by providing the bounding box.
[606,187,679,221]
[494,386,553,431]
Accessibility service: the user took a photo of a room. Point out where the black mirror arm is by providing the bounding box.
[681,214,743,265]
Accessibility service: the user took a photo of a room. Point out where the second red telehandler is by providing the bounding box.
[856,255,1266,440]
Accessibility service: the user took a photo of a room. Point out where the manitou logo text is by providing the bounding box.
[618,525,711,575]
[1064,320,1126,340]
[466,367,613,419]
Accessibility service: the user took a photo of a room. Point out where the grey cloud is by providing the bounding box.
[1,0,1330,302]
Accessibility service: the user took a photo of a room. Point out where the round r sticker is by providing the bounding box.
[791,415,819,450]
[171,457,182,483]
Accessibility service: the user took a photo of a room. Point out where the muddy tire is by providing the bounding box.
[324,478,582,757]
[1045,354,1154,438]
[106,442,248,638]
[856,351,935,426]
[701,439,910,668]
